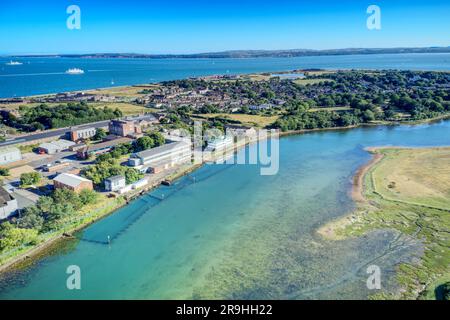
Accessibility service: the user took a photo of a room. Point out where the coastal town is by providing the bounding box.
[0,69,449,224]
[0,68,449,299]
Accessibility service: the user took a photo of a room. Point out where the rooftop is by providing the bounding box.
[82,137,132,152]
[53,173,92,188]
[40,139,76,150]
[106,175,125,182]
[0,146,21,154]
[134,141,191,159]
[0,187,14,206]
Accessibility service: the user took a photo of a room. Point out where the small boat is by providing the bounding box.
[65,68,85,75]
[161,180,172,186]
[5,60,23,66]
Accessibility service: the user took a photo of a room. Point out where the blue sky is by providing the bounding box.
[0,0,449,55]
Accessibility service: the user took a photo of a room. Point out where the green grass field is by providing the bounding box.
[294,78,334,85]
[192,113,280,128]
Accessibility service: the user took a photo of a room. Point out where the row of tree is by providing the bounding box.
[2,102,122,132]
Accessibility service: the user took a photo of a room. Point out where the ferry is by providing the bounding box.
[5,60,23,66]
[65,68,85,75]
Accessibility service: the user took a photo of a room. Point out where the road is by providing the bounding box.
[0,121,110,147]
[0,114,156,147]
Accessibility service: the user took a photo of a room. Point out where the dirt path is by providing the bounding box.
[351,148,384,203]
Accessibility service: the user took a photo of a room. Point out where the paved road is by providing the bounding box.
[0,114,156,147]
[0,121,110,147]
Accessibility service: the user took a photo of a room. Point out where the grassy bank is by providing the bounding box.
[319,147,450,299]
[0,194,126,272]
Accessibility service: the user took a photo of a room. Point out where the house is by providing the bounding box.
[70,127,97,142]
[38,140,76,155]
[128,141,192,173]
[76,137,132,159]
[0,187,18,220]
[104,175,126,192]
[53,173,93,193]
[249,103,273,111]
[0,147,22,165]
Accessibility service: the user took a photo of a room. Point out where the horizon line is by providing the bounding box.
[2,46,450,57]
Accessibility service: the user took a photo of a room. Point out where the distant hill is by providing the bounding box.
[11,47,450,59]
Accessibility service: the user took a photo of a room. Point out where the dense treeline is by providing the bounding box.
[2,102,122,132]
[0,188,98,252]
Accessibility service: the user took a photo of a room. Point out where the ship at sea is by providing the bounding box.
[5,60,23,66]
[65,68,85,75]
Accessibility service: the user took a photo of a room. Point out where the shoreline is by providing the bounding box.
[2,120,450,273]
[2,66,450,101]
[317,146,450,299]
[0,133,268,274]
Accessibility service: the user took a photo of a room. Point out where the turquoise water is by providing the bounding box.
[0,120,449,299]
[1,53,450,98]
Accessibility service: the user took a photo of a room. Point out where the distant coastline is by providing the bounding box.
[5,46,450,59]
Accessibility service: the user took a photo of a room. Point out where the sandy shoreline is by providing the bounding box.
[351,147,384,203]
[317,147,385,240]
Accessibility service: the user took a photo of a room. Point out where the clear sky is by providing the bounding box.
[0,0,449,55]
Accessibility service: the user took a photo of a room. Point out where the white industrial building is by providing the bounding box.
[39,139,76,155]
[128,141,192,173]
[104,175,126,192]
[0,147,22,165]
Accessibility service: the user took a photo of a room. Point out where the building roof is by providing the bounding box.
[40,139,76,150]
[0,187,14,206]
[134,141,191,160]
[81,137,132,153]
[0,146,21,155]
[105,175,125,183]
[53,173,92,188]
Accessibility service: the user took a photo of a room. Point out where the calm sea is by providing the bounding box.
[1,53,450,98]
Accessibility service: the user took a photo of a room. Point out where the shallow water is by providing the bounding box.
[0,120,449,299]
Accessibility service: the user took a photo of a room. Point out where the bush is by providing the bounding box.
[0,167,10,176]
[0,222,39,252]
[20,172,41,187]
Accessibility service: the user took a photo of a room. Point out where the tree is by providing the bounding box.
[93,128,107,141]
[124,167,144,184]
[146,131,165,147]
[15,206,45,230]
[37,196,54,212]
[362,110,376,122]
[133,136,154,152]
[0,167,9,176]
[43,203,76,231]
[20,172,41,187]
[0,222,39,252]
[52,188,82,210]
[79,189,98,206]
